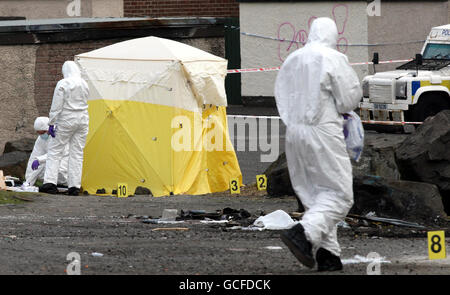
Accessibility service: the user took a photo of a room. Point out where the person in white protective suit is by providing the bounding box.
[275,17,362,271]
[25,117,69,187]
[40,61,89,196]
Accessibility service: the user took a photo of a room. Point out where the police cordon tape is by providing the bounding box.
[227,114,423,126]
[227,59,413,74]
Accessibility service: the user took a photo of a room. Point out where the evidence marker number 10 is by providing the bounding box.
[117,183,129,198]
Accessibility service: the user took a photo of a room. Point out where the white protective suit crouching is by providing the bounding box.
[44,61,89,189]
[274,17,362,257]
[25,117,69,186]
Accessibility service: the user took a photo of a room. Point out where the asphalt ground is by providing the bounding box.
[0,193,449,276]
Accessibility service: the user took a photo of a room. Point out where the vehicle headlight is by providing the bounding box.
[395,80,407,99]
[362,80,369,98]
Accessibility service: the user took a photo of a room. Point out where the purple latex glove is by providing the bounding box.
[48,125,56,138]
[31,159,40,170]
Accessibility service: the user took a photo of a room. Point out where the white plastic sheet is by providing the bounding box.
[253,210,298,230]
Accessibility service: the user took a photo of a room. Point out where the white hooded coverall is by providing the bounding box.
[44,61,89,189]
[274,17,362,257]
[25,117,69,186]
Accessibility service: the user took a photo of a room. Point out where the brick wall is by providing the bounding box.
[124,0,239,17]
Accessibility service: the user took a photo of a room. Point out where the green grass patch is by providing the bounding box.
[0,190,36,205]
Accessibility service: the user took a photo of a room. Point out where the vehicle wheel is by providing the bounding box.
[411,94,450,122]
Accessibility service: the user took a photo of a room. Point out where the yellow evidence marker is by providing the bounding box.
[428,231,446,260]
[256,174,267,191]
[230,178,240,194]
[117,183,129,198]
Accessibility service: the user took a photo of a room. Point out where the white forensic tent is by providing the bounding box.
[76,36,242,196]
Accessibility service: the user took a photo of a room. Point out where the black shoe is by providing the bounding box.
[39,183,58,194]
[316,248,343,272]
[280,223,315,268]
[68,187,80,196]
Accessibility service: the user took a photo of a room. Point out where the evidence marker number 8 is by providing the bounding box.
[428,231,446,260]
[117,183,128,198]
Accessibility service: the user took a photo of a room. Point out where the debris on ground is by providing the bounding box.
[142,219,185,224]
[347,214,426,229]
[179,209,222,220]
[178,207,253,224]
[9,182,38,193]
[135,207,257,227]
[161,209,178,221]
[253,210,297,230]
[264,246,283,250]
[132,205,441,237]
[352,175,447,224]
[337,221,351,229]
[151,227,189,232]
[200,220,228,224]
[341,255,391,265]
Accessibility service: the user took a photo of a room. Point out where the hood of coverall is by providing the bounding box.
[62,61,81,79]
[34,117,49,132]
[307,17,338,49]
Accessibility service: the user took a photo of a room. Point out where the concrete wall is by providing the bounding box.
[0,45,39,154]
[368,1,448,74]
[0,0,123,19]
[240,1,369,98]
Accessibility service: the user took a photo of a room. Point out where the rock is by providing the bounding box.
[264,152,295,197]
[353,145,400,180]
[0,138,35,180]
[0,151,29,179]
[352,175,447,224]
[3,138,35,154]
[353,132,408,180]
[134,186,152,196]
[395,110,450,205]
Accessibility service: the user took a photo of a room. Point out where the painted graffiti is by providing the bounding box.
[277,4,349,62]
